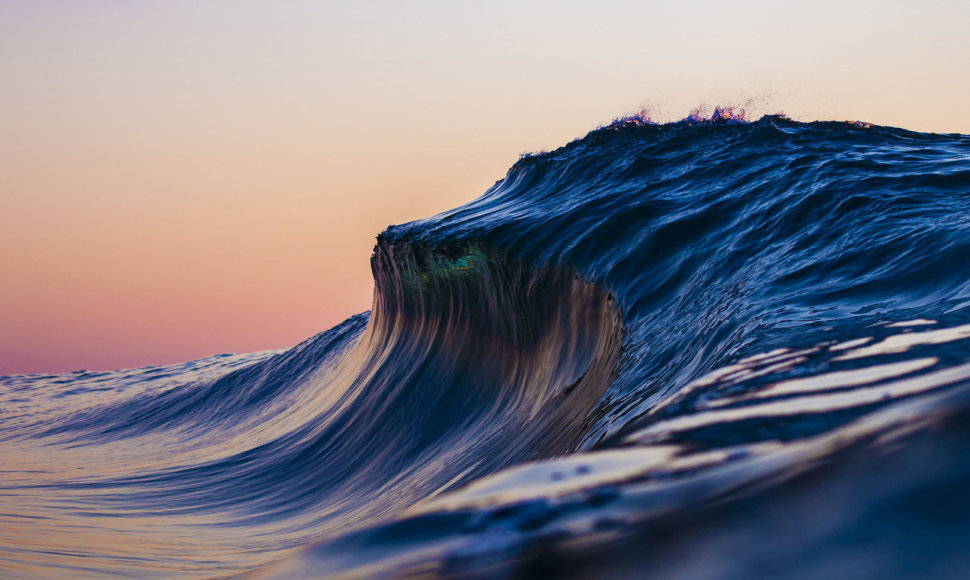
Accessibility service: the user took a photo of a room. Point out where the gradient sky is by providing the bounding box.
[2,0,968,374]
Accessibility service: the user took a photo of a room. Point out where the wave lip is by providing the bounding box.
[364,235,624,464]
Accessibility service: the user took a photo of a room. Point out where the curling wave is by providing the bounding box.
[2,113,970,579]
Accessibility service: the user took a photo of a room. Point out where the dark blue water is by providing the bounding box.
[3,113,970,579]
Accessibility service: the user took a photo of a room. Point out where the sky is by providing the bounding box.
[1,0,968,374]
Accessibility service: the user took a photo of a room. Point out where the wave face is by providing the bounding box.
[3,115,970,579]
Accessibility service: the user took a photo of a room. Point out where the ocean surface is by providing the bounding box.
[3,112,970,579]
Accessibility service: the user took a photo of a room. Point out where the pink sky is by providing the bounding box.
[2,1,969,374]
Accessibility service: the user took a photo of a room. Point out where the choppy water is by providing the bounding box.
[3,113,970,579]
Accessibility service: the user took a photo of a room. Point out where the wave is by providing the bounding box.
[2,113,970,579]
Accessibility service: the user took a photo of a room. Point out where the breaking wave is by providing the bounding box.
[3,113,970,579]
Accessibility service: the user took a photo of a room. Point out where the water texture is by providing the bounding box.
[3,113,970,579]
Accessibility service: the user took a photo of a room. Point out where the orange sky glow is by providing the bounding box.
[2,1,968,374]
